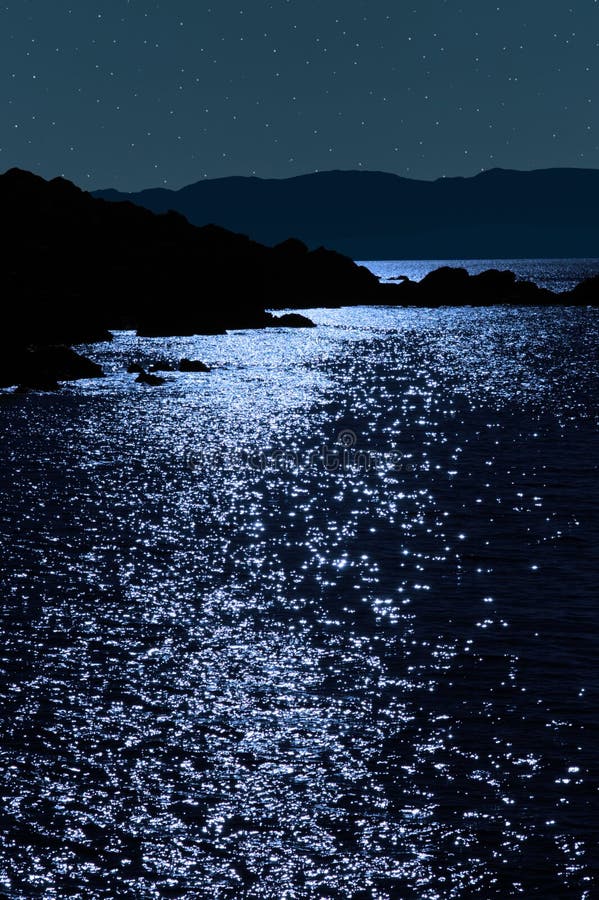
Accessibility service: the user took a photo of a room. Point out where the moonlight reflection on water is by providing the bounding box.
[0,304,597,898]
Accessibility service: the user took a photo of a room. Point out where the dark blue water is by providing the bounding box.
[0,295,598,896]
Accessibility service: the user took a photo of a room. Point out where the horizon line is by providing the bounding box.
[87,163,599,195]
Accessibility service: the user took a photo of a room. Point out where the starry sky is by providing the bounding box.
[1,0,598,190]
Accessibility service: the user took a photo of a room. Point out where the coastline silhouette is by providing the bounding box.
[1,167,597,390]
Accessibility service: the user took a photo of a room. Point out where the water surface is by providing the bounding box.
[0,305,598,898]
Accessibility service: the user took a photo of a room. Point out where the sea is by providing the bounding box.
[0,259,598,898]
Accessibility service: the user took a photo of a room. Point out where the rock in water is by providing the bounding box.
[135,371,166,386]
[273,313,317,328]
[178,358,211,373]
[566,274,599,305]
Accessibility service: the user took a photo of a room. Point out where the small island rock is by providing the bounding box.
[178,358,211,373]
[135,371,166,386]
[273,313,317,328]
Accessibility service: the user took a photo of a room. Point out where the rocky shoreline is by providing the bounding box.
[1,167,597,391]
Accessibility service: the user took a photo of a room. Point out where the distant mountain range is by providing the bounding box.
[93,167,599,259]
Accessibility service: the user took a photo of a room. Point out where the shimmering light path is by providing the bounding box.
[0,306,597,898]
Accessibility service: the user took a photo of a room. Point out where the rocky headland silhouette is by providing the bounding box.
[0,167,597,390]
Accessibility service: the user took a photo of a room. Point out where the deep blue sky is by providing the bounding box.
[1,0,598,190]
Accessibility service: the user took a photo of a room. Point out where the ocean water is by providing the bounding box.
[357,258,599,293]
[0,295,598,897]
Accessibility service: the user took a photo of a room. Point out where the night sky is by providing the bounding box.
[1,1,598,191]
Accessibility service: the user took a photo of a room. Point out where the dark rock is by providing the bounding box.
[272,313,317,328]
[407,266,472,305]
[378,279,419,304]
[565,274,599,304]
[382,265,558,307]
[29,345,104,381]
[469,268,517,296]
[135,372,166,386]
[508,279,554,304]
[127,362,145,374]
[0,345,104,390]
[178,358,211,373]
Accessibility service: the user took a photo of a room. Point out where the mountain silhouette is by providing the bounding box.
[94,167,599,259]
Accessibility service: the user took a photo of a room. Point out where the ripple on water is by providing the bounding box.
[0,307,598,898]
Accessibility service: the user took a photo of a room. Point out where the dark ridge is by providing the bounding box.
[93,166,599,258]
